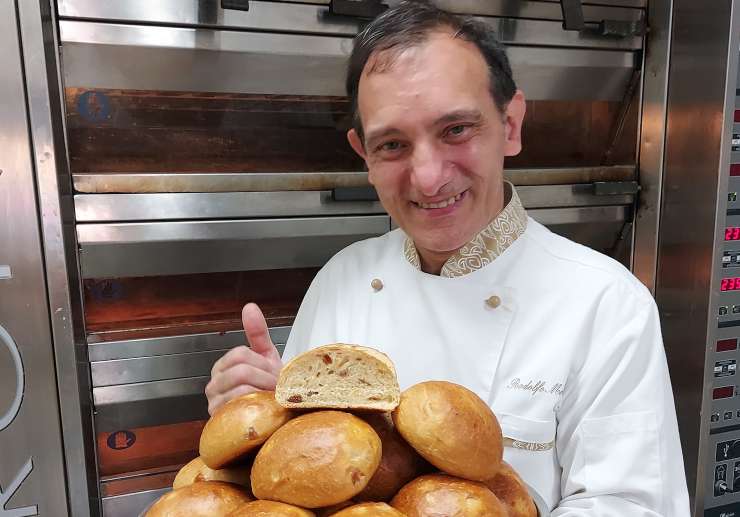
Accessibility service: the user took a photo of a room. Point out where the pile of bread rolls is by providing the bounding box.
[145,344,538,517]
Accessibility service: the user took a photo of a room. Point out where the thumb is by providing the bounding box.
[242,303,281,364]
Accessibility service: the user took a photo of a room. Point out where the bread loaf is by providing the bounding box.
[392,381,502,481]
[331,502,407,516]
[484,461,537,517]
[228,500,316,516]
[390,474,508,517]
[314,500,356,516]
[276,344,400,411]
[145,481,252,516]
[200,391,294,468]
[355,413,427,501]
[251,411,382,508]
[172,456,251,490]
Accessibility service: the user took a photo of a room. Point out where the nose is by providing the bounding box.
[409,141,450,197]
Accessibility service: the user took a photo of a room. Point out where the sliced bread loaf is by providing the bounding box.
[275,344,400,411]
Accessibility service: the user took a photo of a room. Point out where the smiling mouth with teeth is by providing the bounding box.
[414,190,466,209]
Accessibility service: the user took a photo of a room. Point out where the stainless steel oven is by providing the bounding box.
[0,1,665,515]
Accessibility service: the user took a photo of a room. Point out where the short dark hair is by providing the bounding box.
[346,1,517,141]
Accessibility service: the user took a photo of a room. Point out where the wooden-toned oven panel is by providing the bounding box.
[97,420,205,477]
[65,88,363,174]
[84,268,317,342]
[64,88,637,175]
[508,96,639,168]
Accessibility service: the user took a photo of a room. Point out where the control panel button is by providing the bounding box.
[725,411,734,420]
[716,360,738,377]
[720,306,729,316]
[716,464,729,496]
[713,413,721,422]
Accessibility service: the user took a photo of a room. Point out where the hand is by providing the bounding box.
[205,303,283,415]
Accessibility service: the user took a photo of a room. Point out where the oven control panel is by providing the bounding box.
[705,65,740,516]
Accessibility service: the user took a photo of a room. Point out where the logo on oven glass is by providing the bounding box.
[77,90,111,123]
[107,430,136,450]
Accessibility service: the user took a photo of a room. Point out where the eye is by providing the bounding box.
[448,125,467,136]
[380,141,402,152]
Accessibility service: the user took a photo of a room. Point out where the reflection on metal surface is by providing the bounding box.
[92,351,228,387]
[60,20,636,100]
[58,0,645,26]
[652,1,740,513]
[529,205,627,226]
[93,377,209,431]
[74,186,633,223]
[76,215,390,278]
[74,172,371,194]
[102,487,168,517]
[0,326,24,432]
[57,2,641,50]
[72,167,637,194]
[0,458,37,516]
[88,327,290,361]
[632,0,672,293]
[75,191,384,222]
[0,1,70,514]
[17,0,98,511]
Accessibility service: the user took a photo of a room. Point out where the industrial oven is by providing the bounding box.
[0,0,736,516]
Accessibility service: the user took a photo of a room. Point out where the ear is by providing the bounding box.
[347,128,367,161]
[503,90,526,157]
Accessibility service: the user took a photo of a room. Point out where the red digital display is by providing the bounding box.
[718,339,739,352]
[714,386,735,399]
[721,278,740,291]
[726,228,740,240]
[735,110,740,123]
[732,164,740,177]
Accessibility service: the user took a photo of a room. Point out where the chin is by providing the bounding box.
[413,233,470,254]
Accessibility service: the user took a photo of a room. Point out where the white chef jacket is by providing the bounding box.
[282,194,690,515]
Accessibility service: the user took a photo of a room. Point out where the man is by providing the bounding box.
[206,2,690,514]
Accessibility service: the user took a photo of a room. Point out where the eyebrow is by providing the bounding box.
[365,127,404,148]
[433,109,483,126]
[364,109,484,148]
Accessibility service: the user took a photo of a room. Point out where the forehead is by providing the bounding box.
[357,31,493,129]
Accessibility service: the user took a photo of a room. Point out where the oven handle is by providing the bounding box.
[332,186,379,202]
[221,0,250,12]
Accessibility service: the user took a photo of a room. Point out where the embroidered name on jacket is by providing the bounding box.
[506,377,564,397]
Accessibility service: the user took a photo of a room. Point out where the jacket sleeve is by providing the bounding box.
[552,282,690,516]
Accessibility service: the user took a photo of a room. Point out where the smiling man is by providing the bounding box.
[206,2,689,514]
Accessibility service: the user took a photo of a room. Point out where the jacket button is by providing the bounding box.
[371,278,384,291]
[486,295,501,308]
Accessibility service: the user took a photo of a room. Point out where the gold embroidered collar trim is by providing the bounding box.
[403,182,528,278]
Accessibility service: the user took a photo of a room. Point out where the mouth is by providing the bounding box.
[412,189,468,210]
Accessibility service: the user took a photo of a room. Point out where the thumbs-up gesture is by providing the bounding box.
[205,303,284,415]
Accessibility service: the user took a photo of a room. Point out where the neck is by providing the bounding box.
[418,248,455,275]
[414,182,509,275]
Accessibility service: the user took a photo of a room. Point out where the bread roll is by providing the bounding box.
[391,474,508,517]
[331,502,407,516]
[251,411,382,508]
[276,344,400,411]
[355,413,427,501]
[392,381,502,481]
[228,500,315,516]
[173,456,251,490]
[314,500,356,516]
[484,461,537,517]
[145,481,252,516]
[200,391,294,469]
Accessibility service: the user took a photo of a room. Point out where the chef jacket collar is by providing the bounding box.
[403,181,528,278]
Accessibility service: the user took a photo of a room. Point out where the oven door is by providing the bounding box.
[57,1,644,514]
